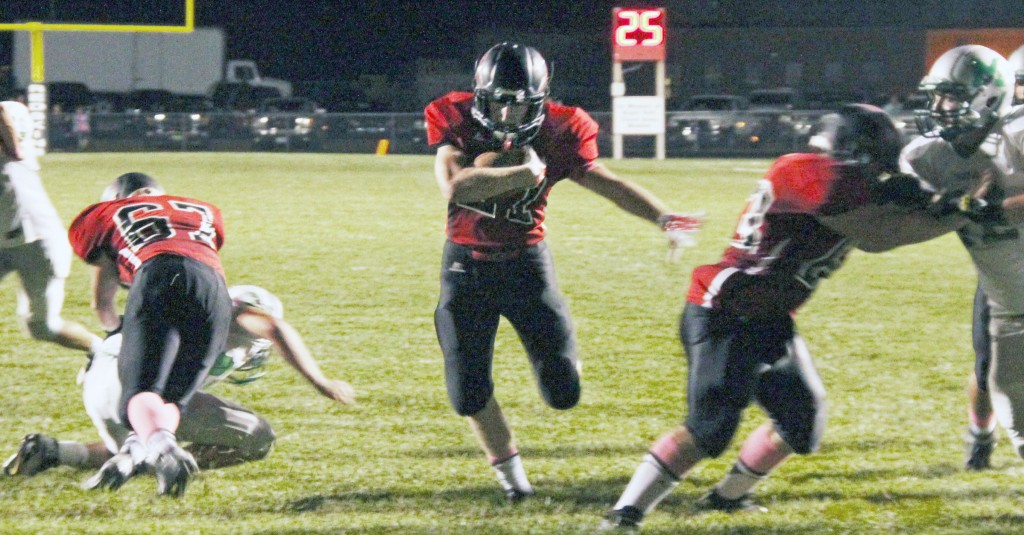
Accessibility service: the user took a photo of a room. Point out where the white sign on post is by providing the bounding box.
[25,84,47,155]
[612,96,665,135]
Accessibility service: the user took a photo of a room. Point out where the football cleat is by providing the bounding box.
[3,433,60,476]
[694,489,768,514]
[82,451,139,491]
[965,430,996,471]
[82,433,148,491]
[505,487,535,504]
[598,506,644,531]
[152,445,199,498]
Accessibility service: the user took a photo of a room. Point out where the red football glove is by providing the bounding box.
[658,212,703,262]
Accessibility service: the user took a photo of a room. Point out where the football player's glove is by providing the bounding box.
[927,178,1006,224]
[82,433,147,492]
[870,174,936,208]
[659,212,703,262]
[152,445,199,498]
[2,433,59,476]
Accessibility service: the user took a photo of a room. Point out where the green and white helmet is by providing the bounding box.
[915,45,1014,140]
[205,285,284,387]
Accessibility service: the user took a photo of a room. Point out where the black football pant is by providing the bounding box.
[680,303,827,457]
[435,241,580,416]
[118,254,232,427]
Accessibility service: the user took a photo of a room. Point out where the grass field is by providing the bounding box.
[0,153,1011,534]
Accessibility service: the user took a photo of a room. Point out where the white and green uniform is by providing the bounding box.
[901,114,1024,456]
[0,154,74,340]
[82,285,282,454]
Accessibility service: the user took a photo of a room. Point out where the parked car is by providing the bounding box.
[209,82,283,112]
[45,82,96,111]
[803,90,869,110]
[741,87,807,149]
[251,97,325,150]
[138,97,212,150]
[666,94,749,151]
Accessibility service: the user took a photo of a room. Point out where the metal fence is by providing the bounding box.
[46,110,921,158]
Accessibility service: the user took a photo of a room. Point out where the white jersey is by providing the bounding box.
[0,162,72,265]
[900,118,1024,314]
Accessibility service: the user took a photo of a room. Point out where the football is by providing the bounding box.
[474,148,528,168]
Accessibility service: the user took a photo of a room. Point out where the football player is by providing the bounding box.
[0,100,104,356]
[901,45,1024,471]
[601,104,975,530]
[425,42,702,502]
[66,172,232,497]
[3,285,355,479]
[1009,45,1024,113]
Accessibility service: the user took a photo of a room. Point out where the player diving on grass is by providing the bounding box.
[3,282,355,480]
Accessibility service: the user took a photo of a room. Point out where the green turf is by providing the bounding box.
[0,153,1007,534]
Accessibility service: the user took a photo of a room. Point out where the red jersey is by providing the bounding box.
[69,194,225,285]
[686,153,872,316]
[425,91,598,248]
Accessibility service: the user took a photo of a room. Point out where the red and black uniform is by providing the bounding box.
[426,91,597,415]
[681,153,871,457]
[69,195,232,422]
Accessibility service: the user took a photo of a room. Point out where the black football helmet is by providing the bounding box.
[471,42,549,147]
[807,103,902,174]
[101,172,163,201]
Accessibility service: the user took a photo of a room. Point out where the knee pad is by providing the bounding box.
[777,428,819,455]
[451,391,490,417]
[243,417,276,460]
[535,358,580,410]
[540,381,580,410]
[690,428,733,458]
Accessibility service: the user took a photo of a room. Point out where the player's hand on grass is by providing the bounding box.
[317,379,356,405]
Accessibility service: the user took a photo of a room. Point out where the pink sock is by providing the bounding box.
[649,433,690,478]
[489,448,519,465]
[737,425,790,474]
[126,392,181,441]
[968,409,995,435]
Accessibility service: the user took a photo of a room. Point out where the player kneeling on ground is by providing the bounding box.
[3,284,355,480]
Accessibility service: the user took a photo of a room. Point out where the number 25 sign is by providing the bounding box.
[612,7,666,62]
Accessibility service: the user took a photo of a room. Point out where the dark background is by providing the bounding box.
[5,1,1024,82]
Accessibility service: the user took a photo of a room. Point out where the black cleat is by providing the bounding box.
[153,445,199,498]
[599,506,644,531]
[82,451,139,491]
[3,434,60,476]
[965,431,996,471]
[695,489,767,514]
[506,488,535,504]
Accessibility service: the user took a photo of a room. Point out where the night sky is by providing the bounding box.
[4,1,1024,84]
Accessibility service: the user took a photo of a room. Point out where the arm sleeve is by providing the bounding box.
[425,101,453,147]
[68,203,108,264]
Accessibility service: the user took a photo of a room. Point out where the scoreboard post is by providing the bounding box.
[611,7,667,160]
